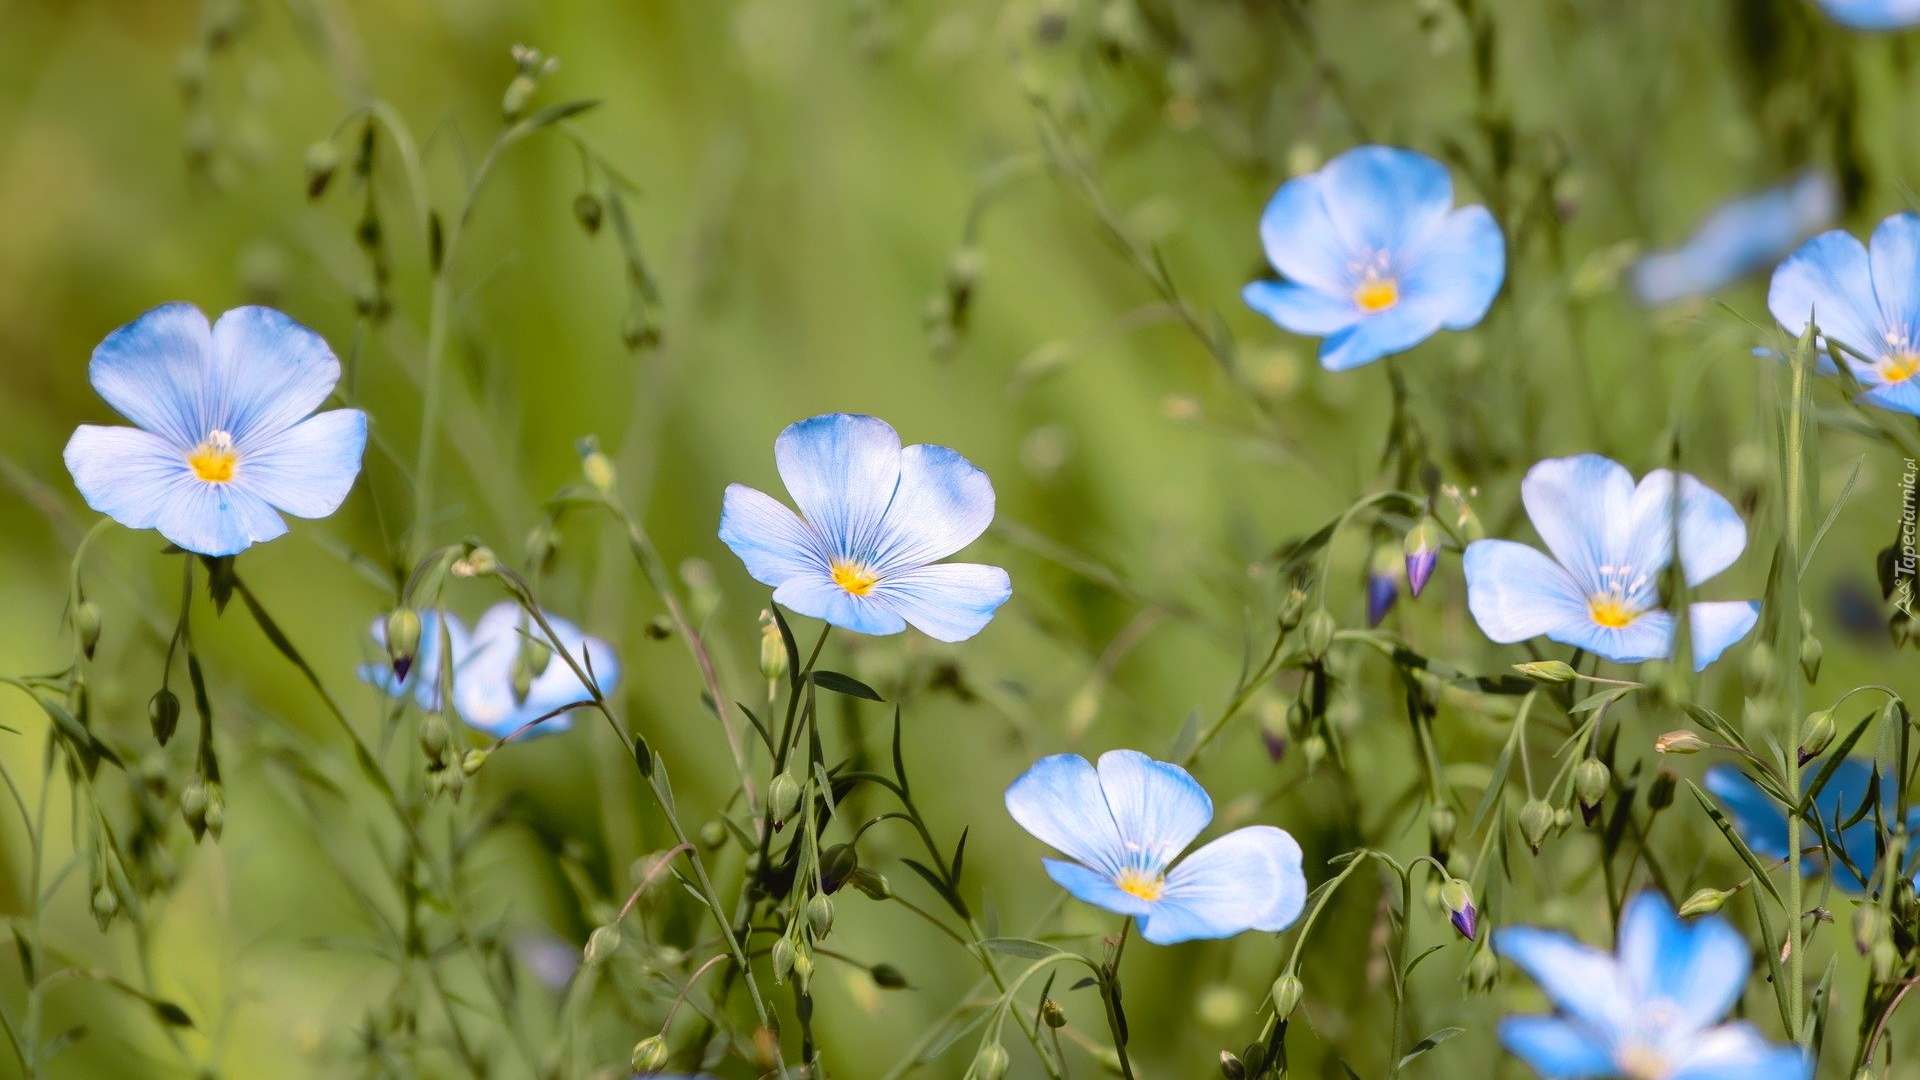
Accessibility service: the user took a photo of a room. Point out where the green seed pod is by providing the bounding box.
[791,949,814,990]
[149,688,181,746]
[1575,759,1610,812]
[759,615,789,685]
[1743,641,1774,692]
[807,895,834,939]
[1519,799,1554,854]
[180,779,210,837]
[974,1042,1009,1080]
[585,924,621,965]
[699,819,728,849]
[851,868,892,900]
[630,1035,668,1073]
[771,937,796,982]
[1514,660,1577,685]
[419,714,451,761]
[91,885,119,928]
[1270,973,1303,1017]
[1853,906,1890,956]
[819,844,859,893]
[1042,998,1066,1028]
[1799,635,1823,683]
[1279,587,1308,631]
[1464,947,1500,994]
[1798,709,1835,763]
[768,773,801,825]
[1299,610,1336,659]
[203,790,225,841]
[1678,887,1732,918]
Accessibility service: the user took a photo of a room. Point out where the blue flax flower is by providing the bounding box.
[1809,0,1920,29]
[1004,750,1306,945]
[1769,213,1920,416]
[64,303,367,557]
[1243,146,1504,371]
[1630,172,1836,306]
[719,413,1012,642]
[1463,455,1758,671]
[1706,759,1920,893]
[361,602,619,738]
[1497,892,1809,1080]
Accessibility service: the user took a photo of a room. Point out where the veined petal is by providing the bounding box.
[1685,601,1759,671]
[453,604,617,738]
[773,573,908,636]
[1257,169,1356,296]
[65,425,196,533]
[1241,280,1363,336]
[720,484,829,587]
[154,477,288,557]
[869,443,996,573]
[87,302,213,449]
[1768,230,1884,365]
[1703,766,1793,864]
[1520,455,1638,593]
[1616,893,1751,1036]
[1631,172,1837,307]
[1547,606,1676,666]
[1625,471,1748,587]
[1043,859,1156,919]
[1494,926,1630,1036]
[1093,750,1213,873]
[869,562,1011,642]
[1497,1016,1616,1080]
[1316,302,1447,371]
[1462,539,1592,643]
[208,306,344,444]
[1318,146,1456,256]
[235,409,367,519]
[1665,1023,1811,1080]
[1858,378,1920,416]
[774,414,903,562]
[1868,212,1920,341]
[1144,826,1305,944]
[1400,204,1505,330]
[1005,754,1129,879]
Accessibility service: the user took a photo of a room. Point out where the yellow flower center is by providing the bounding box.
[187,430,239,484]
[831,560,880,597]
[1879,350,1920,384]
[1616,1044,1669,1080]
[1114,868,1165,902]
[1588,595,1639,629]
[1354,277,1400,313]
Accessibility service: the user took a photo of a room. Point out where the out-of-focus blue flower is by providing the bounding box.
[360,602,618,738]
[719,413,1012,642]
[1630,172,1836,306]
[1770,213,1920,416]
[1243,146,1504,372]
[1809,0,1920,30]
[1706,759,1920,893]
[1497,892,1808,1080]
[1463,455,1758,671]
[63,303,367,558]
[1004,750,1306,945]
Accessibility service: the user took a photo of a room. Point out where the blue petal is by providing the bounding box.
[1703,765,1793,864]
[1093,750,1213,873]
[1616,892,1750,1035]
[774,414,902,561]
[1858,377,1920,416]
[1547,607,1677,667]
[869,562,1011,642]
[1520,455,1639,594]
[1868,213,1920,340]
[719,483,829,588]
[1666,1023,1812,1080]
[66,425,197,533]
[1316,303,1447,371]
[1043,858,1155,919]
[868,443,996,573]
[1463,539,1593,645]
[208,307,343,443]
[235,409,367,518]
[87,302,213,449]
[452,603,618,738]
[1813,757,1886,892]
[1143,826,1305,944]
[1400,205,1505,330]
[1624,471,1748,587]
[1685,601,1760,671]
[1768,230,1885,367]
[1005,754,1129,879]
[1317,146,1456,257]
[1493,926,1630,1036]
[1630,172,1837,307]
[1256,168,1357,297]
[1241,280,1362,337]
[1497,1016,1615,1080]
[772,571,908,636]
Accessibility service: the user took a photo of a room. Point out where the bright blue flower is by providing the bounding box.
[1630,172,1836,306]
[1496,892,1809,1080]
[360,602,619,738]
[1004,750,1307,945]
[719,413,1012,642]
[1463,455,1758,672]
[1769,213,1920,416]
[63,303,368,557]
[1706,759,1920,893]
[1242,146,1505,372]
[1809,0,1920,29]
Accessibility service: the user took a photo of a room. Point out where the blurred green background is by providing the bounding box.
[1,0,1917,1077]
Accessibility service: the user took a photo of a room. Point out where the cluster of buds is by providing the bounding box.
[451,546,499,579]
[180,776,224,843]
[502,44,561,120]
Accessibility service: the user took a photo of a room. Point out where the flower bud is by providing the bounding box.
[1853,906,1890,956]
[768,773,801,825]
[573,192,604,235]
[204,790,225,840]
[1575,760,1609,824]
[1647,768,1677,810]
[1655,730,1707,754]
[1871,938,1899,983]
[1678,887,1732,918]
[1404,519,1440,598]
[759,612,788,685]
[975,1042,1009,1080]
[1797,708,1835,765]
[452,547,499,578]
[462,748,488,775]
[304,140,340,199]
[1220,1051,1247,1080]
[91,885,119,928]
[1366,549,1399,628]
[1799,635,1823,684]
[585,924,621,965]
[511,659,534,705]
[1428,804,1457,859]
[791,949,814,990]
[1279,587,1308,631]
[1514,660,1577,685]
[1519,799,1554,854]
[1270,973,1303,1017]
[820,844,859,893]
[75,601,102,659]
[1743,641,1774,692]
[771,937,796,982]
[630,1035,668,1073]
[1301,734,1327,772]
[383,608,422,680]
[149,688,181,746]
[1299,610,1336,659]
[1259,700,1290,762]
[699,819,728,849]
[180,778,210,839]
[1042,999,1067,1028]
[502,73,538,120]
[1440,879,1477,940]
[872,962,909,989]
[806,895,834,938]
[419,714,451,761]
[579,438,617,495]
[851,868,892,900]
[1465,947,1500,993]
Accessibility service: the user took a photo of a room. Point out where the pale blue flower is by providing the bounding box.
[719,413,1012,642]
[1497,892,1808,1080]
[1769,213,1920,416]
[360,602,619,738]
[64,303,367,557]
[1630,172,1836,306]
[1004,750,1306,945]
[1810,0,1920,29]
[1243,146,1505,371]
[1707,760,1920,893]
[1463,455,1758,671]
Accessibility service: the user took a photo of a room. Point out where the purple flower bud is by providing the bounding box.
[1441,878,1477,941]
[1367,573,1397,628]
[1261,725,1288,763]
[1403,519,1440,598]
[1451,904,1477,942]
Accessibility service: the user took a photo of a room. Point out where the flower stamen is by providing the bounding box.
[1878,350,1920,384]
[1616,1044,1670,1080]
[1113,868,1165,902]
[1588,595,1638,629]
[187,430,239,484]
[830,560,880,597]
[1354,276,1400,313]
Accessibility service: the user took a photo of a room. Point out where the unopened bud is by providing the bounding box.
[1441,879,1477,940]
[1800,635,1823,683]
[1656,730,1707,754]
[1871,937,1899,982]
[1678,887,1732,918]
[585,924,621,964]
[579,438,617,495]
[699,819,727,849]
[760,613,788,684]
[1404,520,1440,598]
[1220,1050,1247,1080]
[1270,973,1303,1017]
[180,779,210,838]
[385,608,422,680]
[452,546,499,578]
[573,191,604,234]
[463,749,488,775]
[771,937,796,982]
[419,714,451,760]
[502,73,538,120]
[91,885,119,927]
[820,843,859,893]
[149,688,181,745]
[203,790,225,840]
[1519,799,1553,854]
[850,868,892,900]
[975,1042,1009,1080]
[1743,641,1774,692]
[1042,999,1067,1028]
[1515,660,1577,685]
[1648,768,1677,810]
[1366,549,1399,628]
[1279,587,1308,631]
[1301,734,1327,772]
[1260,700,1290,762]
[304,140,340,199]
[630,1034,668,1073]
[1575,760,1610,824]
[768,773,801,825]
[792,949,814,990]
[872,962,909,989]
[75,601,102,659]
[1300,610,1336,659]
[1853,906,1890,956]
[1797,709,1835,765]
[1465,947,1500,993]
[807,895,834,938]
[1428,804,1457,858]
